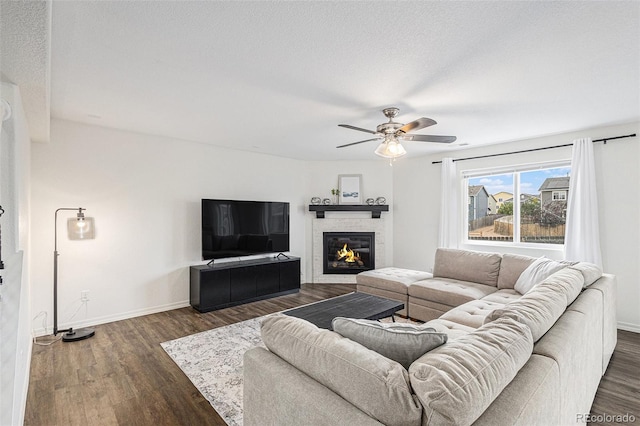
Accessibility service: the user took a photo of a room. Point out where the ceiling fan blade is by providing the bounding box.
[336,138,381,148]
[338,124,378,134]
[402,134,457,143]
[397,117,437,134]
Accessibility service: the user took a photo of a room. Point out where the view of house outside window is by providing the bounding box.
[466,165,571,245]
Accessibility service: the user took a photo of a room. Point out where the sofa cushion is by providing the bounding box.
[409,278,498,307]
[485,268,584,341]
[538,267,585,306]
[244,347,394,426]
[421,319,476,340]
[439,299,505,328]
[331,317,448,369]
[497,253,536,289]
[514,257,566,294]
[261,314,422,426]
[482,289,522,304]
[433,248,502,287]
[356,267,433,293]
[568,262,603,287]
[409,317,533,426]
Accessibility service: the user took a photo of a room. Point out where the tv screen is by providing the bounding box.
[201,199,290,260]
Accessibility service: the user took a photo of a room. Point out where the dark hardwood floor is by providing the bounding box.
[25,283,356,426]
[25,284,639,426]
[589,330,640,426]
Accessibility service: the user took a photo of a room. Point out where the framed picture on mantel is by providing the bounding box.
[338,174,362,205]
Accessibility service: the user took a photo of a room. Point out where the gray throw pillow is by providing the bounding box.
[331,317,448,369]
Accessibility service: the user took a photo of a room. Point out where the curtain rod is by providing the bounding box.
[431,133,636,164]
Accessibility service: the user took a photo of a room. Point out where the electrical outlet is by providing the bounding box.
[80,290,90,302]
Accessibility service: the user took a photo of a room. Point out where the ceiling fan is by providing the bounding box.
[337,107,456,160]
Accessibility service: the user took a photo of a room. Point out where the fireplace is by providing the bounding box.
[323,232,375,275]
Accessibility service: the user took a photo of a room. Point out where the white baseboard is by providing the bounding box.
[32,300,191,337]
[617,321,640,333]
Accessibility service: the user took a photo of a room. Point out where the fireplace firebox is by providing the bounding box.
[323,232,375,275]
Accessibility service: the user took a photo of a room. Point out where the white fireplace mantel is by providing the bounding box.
[312,217,386,283]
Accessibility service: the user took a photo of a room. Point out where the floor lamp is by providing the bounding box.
[54,207,96,342]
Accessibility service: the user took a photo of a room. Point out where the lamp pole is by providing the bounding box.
[53,207,96,342]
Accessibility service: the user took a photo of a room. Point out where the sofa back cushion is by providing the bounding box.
[409,317,533,426]
[485,268,584,341]
[433,248,502,287]
[569,262,603,288]
[497,253,536,289]
[261,314,422,426]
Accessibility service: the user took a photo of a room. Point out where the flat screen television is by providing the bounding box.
[201,199,290,260]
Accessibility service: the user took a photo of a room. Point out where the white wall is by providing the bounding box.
[31,120,394,332]
[393,121,640,331]
[30,119,311,332]
[30,119,640,333]
[0,82,32,426]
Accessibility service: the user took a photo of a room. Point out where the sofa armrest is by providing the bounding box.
[259,315,422,426]
[244,347,384,426]
[473,355,560,426]
[584,273,617,374]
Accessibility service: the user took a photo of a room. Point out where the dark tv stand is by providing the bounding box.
[189,256,300,313]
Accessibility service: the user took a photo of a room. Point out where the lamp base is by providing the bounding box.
[62,327,95,342]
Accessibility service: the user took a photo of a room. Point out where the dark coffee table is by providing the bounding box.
[283,292,404,330]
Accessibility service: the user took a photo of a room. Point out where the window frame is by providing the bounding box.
[461,160,571,251]
[552,190,567,201]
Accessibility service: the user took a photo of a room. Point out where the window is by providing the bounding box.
[465,162,571,246]
[552,191,567,201]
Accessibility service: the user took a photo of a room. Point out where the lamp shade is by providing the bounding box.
[67,216,95,240]
[374,139,407,159]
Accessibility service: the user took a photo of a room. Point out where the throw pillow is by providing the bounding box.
[331,317,448,369]
[514,256,566,295]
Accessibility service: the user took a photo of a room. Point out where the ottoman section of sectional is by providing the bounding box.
[356,267,433,317]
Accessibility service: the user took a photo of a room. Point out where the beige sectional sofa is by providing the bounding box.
[244,248,617,426]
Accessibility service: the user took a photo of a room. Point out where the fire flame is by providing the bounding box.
[336,243,361,263]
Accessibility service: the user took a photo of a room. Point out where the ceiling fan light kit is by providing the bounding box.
[374,137,407,159]
[337,107,457,162]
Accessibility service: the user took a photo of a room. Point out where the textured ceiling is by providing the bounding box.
[0,0,50,143]
[4,1,640,160]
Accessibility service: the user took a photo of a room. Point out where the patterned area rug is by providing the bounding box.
[161,315,273,425]
[161,309,417,425]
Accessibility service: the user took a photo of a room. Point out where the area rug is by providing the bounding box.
[161,308,419,426]
[161,315,272,426]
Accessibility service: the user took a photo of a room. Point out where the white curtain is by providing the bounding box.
[0,99,10,134]
[564,138,602,267]
[439,158,459,248]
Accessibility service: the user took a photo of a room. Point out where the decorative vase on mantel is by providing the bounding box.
[331,189,339,205]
